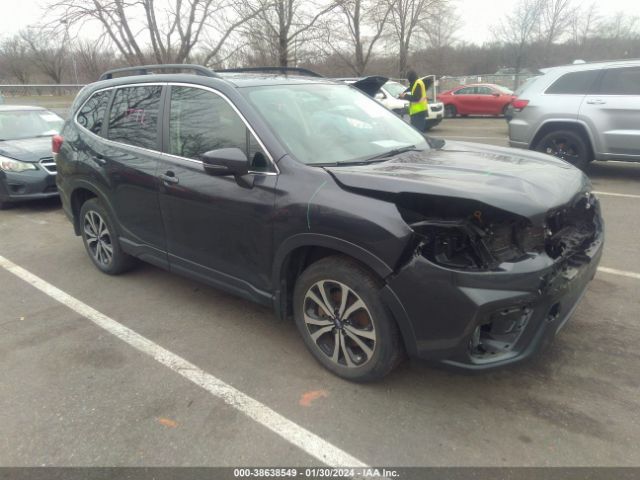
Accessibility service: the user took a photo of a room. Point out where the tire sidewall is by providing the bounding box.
[293,258,401,382]
[79,198,128,275]
[536,130,590,170]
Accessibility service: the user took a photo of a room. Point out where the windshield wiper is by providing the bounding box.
[363,145,420,161]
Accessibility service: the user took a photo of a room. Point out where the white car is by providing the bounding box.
[376,78,445,131]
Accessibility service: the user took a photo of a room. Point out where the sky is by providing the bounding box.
[1,0,640,45]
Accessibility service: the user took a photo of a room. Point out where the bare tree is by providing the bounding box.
[75,40,118,82]
[539,0,574,47]
[386,0,444,77]
[21,29,67,84]
[597,12,639,40]
[49,0,263,66]
[0,36,33,84]
[250,0,343,67]
[491,0,544,83]
[569,2,599,48]
[325,0,392,75]
[420,1,460,49]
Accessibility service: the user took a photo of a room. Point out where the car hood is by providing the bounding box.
[325,141,590,223]
[0,137,53,162]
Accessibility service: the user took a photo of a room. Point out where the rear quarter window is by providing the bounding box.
[545,70,600,95]
[76,90,112,135]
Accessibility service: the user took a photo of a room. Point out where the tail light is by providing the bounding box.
[511,99,529,111]
[52,134,64,154]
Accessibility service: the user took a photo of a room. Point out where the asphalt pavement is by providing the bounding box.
[1,117,639,468]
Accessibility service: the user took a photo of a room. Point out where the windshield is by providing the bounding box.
[0,110,64,141]
[383,81,408,98]
[245,84,428,165]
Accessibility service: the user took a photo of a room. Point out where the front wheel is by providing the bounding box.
[79,198,136,275]
[534,130,591,169]
[293,256,404,382]
[444,105,457,118]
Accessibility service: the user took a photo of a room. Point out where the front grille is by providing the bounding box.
[39,156,57,175]
[545,193,598,260]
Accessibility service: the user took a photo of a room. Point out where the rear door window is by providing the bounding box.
[168,86,270,171]
[597,67,640,95]
[545,70,600,94]
[77,90,112,135]
[107,86,162,150]
[455,87,476,95]
[476,86,494,95]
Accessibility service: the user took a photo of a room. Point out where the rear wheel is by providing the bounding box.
[534,130,591,170]
[0,200,11,210]
[444,105,457,118]
[293,256,403,382]
[79,198,135,275]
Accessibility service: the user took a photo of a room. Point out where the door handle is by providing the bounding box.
[159,171,179,185]
[586,99,606,105]
[92,154,107,166]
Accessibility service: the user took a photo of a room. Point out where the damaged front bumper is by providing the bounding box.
[381,198,604,370]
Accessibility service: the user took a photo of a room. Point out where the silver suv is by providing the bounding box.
[508,59,640,169]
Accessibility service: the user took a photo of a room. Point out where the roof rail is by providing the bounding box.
[217,67,324,78]
[99,64,219,81]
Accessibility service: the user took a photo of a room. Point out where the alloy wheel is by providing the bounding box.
[303,280,376,368]
[83,210,113,267]
[542,137,581,164]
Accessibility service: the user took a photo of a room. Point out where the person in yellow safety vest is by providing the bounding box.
[399,70,428,132]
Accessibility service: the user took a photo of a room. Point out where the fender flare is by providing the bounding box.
[271,233,419,355]
[531,119,597,153]
[272,233,394,288]
[67,179,118,236]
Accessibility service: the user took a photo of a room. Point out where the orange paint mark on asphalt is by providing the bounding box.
[299,390,328,407]
[157,417,178,428]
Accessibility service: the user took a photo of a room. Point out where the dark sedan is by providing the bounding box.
[0,106,64,209]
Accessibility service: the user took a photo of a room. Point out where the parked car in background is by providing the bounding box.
[56,65,603,381]
[339,77,444,131]
[508,59,640,169]
[0,106,64,209]
[438,83,515,117]
[378,78,444,130]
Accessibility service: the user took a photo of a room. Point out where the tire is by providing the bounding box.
[0,200,12,210]
[79,198,135,275]
[444,105,457,118]
[293,256,404,382]
[534,129,591,170]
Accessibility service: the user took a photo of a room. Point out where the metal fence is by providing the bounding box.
[0,84,85,98]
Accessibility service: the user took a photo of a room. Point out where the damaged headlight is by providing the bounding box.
[411,217,545,271]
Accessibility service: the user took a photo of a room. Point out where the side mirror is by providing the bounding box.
[492,92,500,97]
[374,92,385,100]
[201,148,249,177]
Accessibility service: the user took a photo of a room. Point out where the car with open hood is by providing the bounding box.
[0,106,64,209]
[55,64,604,381]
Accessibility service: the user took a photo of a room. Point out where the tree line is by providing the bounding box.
[0,0,638,85]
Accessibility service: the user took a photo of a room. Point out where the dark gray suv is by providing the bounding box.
[55,65,604,381]
[508,60,640,169]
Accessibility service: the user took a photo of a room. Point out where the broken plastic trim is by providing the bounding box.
[410,218,541,271]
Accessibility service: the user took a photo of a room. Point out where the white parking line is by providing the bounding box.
[0,254,368,469]
[594,191,640,200]
[598,267,640,280]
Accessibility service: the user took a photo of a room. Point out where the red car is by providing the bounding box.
[437,83,515,117]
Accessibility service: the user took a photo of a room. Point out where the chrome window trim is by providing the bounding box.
[73,82,279,175]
